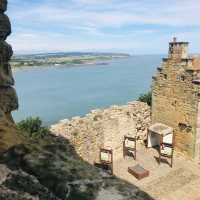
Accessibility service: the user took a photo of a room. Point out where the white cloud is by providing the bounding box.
[6,0,200,54]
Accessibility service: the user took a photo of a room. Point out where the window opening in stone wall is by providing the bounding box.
[178,123,192,132]
[177,75,185,81]
[180,75,185,81]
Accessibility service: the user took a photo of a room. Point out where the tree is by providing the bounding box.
[138,91,152,106]
[17,117,49,139]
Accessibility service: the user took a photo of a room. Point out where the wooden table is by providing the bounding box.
[128,164,149,180]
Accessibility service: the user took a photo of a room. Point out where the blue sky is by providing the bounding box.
[6,0,200,54]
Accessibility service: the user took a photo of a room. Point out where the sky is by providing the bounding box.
[6,0,200,54]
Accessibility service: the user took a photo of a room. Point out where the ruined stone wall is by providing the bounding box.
[0,0,18,123]
[195,102,200,159]
[51,101,150,164]
[169,42,188,60]
[152,57,200,158]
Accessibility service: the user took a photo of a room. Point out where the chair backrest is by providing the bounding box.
[124,136,136,148]
[100,148,113,163]
[160,131,175,156]
[163,133,173,144]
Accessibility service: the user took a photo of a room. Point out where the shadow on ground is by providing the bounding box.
[0,133,154,200]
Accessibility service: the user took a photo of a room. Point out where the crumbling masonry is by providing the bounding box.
[152,37,200,159]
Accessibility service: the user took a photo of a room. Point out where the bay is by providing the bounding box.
[13,55,162,125]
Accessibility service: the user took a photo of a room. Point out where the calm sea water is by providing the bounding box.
[13,55,162,125]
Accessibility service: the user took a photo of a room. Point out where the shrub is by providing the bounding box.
[138,91,152,106]
[17,117,49,139]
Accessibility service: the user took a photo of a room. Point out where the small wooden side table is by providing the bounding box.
[128,164,149,180]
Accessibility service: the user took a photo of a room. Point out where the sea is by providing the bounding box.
[13,55,162,126]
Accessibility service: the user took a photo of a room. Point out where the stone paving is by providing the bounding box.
[113,143,200,200]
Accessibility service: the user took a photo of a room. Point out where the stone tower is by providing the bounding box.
[0,0,18,122]
[152,38,200,159]
[168,37,189,60]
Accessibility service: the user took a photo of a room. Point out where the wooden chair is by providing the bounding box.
[99,147,113,175]
[123,135,137,160]
[159,133,174,168]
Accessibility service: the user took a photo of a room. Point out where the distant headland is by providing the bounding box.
[11,52,130,68]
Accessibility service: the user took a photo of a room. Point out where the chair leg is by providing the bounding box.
[171,156,173,168]
[134,138,137,160]
[134,150,136,160]
[123,142,125,159]
[110,163,113,175]
[159,153,161,165]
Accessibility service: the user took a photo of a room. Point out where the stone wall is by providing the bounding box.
[152,39,200,159]
[51,101,150,164]
[0,0,18,123]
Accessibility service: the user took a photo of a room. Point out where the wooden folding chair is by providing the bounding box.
[159,133,175,168]
[99,147,113,174]
[123,135,137,160]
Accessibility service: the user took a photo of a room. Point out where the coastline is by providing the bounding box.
[13,55,158,125]
[12,62,110,73]
[11,54,131,71]
[10,55,130,71]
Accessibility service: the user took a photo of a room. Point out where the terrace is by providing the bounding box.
[112,143,200,200]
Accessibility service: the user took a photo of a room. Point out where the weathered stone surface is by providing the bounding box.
[51,101,150,164]
[0,41,13,61]
[0,0,7,12]
[0,13,11,40]
[152,38,200,159]
[0,1,18,123]
[0,63,14,86]
[0,164,61,200]
[0,41,14,86]
[0,86,18,113]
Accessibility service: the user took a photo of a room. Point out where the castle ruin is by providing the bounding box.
[152,37,200,159]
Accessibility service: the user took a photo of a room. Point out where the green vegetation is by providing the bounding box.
[138,91,152,106]
[17,117,49,139]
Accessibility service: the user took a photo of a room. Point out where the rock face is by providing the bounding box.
[0,13,11,40]
[0,164,60,200]
[51,101,150,164]
[0,0,18,123]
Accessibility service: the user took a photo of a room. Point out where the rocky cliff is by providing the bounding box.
[51,101,150,164]
[0,0,22,153]
[0,0,18,120]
